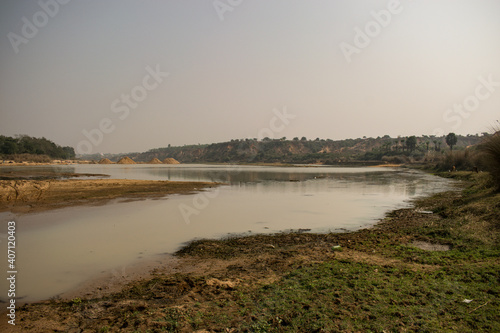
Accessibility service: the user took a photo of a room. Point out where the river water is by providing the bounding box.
[0,164,452,302]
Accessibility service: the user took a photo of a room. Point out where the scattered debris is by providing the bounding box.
[415,210,433,214]
[411,241,450,252]
[469,301,490,313]
[332,245,342,251]
[206,278,239,290]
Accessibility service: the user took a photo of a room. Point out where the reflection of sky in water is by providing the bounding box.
[0,165,453,302]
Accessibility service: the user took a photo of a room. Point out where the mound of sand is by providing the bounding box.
[117,156,136,164]
[163,158,180,164]
[148,158,162,164]
[98,158,113,164]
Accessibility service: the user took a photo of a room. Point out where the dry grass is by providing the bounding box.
[456,215,494,245]
[1,153,52,163]
[435,149,479,171]
[478,131,500,188]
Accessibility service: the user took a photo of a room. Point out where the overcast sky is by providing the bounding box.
[1,0,499,154]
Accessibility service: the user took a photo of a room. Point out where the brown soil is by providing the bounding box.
[148,158,162,164]
[163,157,180,164]
[0,169,109,181]
[0,179,218,213]
[117,157,136,164]
[98,158,113,164]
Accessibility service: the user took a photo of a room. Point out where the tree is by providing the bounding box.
[0,135,75,158]
[62,146,75,159]
[300,137,307,141]
[446,132,458,151]
[1,138,18,154]
[406,136,417,153]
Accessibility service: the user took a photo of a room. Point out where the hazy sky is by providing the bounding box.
[1,0,499,154]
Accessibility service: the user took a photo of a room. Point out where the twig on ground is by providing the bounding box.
[468,301,489,313]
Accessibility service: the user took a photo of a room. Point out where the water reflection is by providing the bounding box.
[141,165,389,184]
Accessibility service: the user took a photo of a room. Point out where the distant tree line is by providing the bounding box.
[130,133,484,164]
[0,135,75,159]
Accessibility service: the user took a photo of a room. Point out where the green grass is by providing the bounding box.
[234,261,499,332]
[164,258,498,332]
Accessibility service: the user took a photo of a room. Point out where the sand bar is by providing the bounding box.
[0,178,219,213]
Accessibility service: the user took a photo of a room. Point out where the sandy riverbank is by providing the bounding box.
[0,178,219,213]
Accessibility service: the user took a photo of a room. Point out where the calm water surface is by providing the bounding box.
[0,165,453,302]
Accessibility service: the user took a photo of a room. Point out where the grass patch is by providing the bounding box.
[234,260,499,332]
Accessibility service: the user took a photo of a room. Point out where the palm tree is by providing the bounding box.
[446,133,458,151]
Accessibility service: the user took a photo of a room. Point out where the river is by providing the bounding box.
[0,164,452,302]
